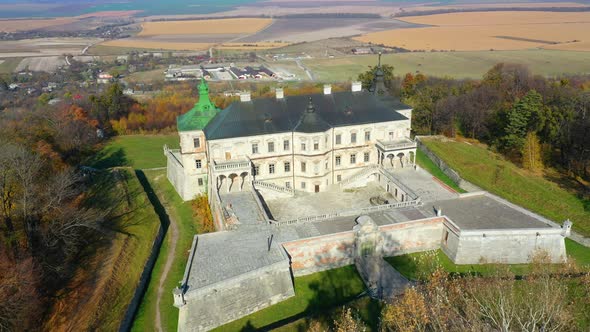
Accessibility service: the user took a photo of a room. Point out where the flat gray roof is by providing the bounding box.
[429,194,554,230]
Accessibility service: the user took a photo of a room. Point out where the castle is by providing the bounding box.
[165,58,572,331]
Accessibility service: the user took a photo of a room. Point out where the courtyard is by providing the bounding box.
[264,182,391,221]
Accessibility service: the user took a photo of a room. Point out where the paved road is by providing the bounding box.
[295,59,314,80]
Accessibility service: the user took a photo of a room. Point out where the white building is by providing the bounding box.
[166,61,417,202]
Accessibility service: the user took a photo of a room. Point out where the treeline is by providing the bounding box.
[0,100,118,330]
[360,63,590,180]
[321,253,590,331]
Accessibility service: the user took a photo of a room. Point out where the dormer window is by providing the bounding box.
[193,137,201,148]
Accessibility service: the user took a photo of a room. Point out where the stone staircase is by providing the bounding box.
[252,180,296,196]
[339,165,380,188]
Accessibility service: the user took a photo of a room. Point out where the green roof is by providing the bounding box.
[177,78,220,131]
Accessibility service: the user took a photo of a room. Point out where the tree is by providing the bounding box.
[522,132,543,172]
[357,64,395,90]
[502,90,543,152]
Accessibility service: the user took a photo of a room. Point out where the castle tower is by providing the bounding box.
[168,78,220,200]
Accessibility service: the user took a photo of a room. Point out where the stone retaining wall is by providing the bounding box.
[178,260,294,332]
[415,136,481,192]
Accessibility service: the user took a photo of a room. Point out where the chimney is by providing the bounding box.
[276,87,284,99]
[240,91,251,102]
[352,81,362,92]
[323,84,332,95]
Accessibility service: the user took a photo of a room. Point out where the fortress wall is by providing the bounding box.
[166,152,187,199]
[450,229,567,264]
[178,260,294,332]
[379,217,445,256]
[283,231,356,276]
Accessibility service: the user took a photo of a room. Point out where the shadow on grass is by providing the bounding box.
[88,147,129,170]
[126,170,171,327]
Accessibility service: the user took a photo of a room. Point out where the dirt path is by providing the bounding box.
[155,208,179,332]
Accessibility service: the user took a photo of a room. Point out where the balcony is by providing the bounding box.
[212,159,251,173]
[376,138,417,152]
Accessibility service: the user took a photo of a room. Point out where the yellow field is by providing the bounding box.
[356,11,590,51]
[101,39,286,51]
[138,18,273,36]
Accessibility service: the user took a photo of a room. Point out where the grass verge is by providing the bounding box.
[91,134,179,170]
[415,149,466,193]
[213,265,367,331]
[420,138,590,236]
[131,169,198,332]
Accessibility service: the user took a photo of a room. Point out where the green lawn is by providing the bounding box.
[421,138,590,236]
[305,50,590,81]
[387,239,589,281]
[214,265,367,331]
[416,149,466,193]
[131,169,198,332]
[91,135,179,170]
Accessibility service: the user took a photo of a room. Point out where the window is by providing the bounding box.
[325,160,328,170]
[314,142,319,151]
[350,154,356,164]
[252,143,259,154]
[301,162,307,173]
[337,175,342,182]
[313,163,319,173]
[364,152,370,162]
[325,136,328,144]
[335,156,341,166]
[283,139,290,151]
[301,142,306,151]
[198,178,204,186]
[301,182,306,189]
[388,132,395,140]
[444,230,449,244]
[365,131,371,142]
[284,161,291,172]
[193,137,201,148]
[195,159,202,169]
[335,134,341,145]
[269,164,275,174]
[351,133,357,144]
[268,141,275,153]
[285,181,291,189]
[254,165,260,176]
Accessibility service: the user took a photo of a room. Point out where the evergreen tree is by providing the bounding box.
[502,90,543,151]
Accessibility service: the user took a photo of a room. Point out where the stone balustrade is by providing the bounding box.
[376,138,417,151]
[213,159,251,172]
[273,199,422,226]
[252,180,295,195]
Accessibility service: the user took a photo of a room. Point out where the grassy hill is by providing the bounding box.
[43,168,161,331]
[420,137,590,236]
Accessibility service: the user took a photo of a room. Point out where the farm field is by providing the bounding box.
[420,137,590,236]
[0,17,76,32]
[139,18,272,36]
[356,11,590,51]
[0,57,21,73]
[0,37,101,58]
[101,39,285,51]
[304,50,590,80]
